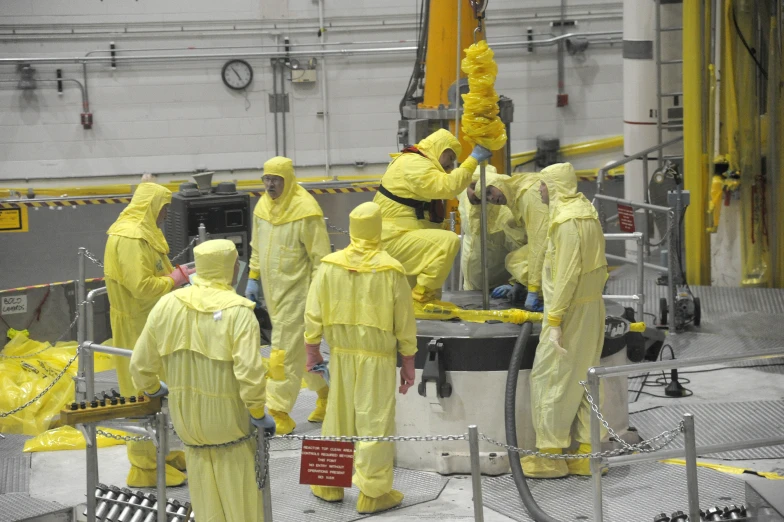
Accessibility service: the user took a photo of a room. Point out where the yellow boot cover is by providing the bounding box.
[566,443,608,476]
[308,386,329,423]
[311,485,344,502]
[165,450,187,472]
[521,448,568,479]
[269,408,296,435]
[356,490,404,514]
[127,464,187,488]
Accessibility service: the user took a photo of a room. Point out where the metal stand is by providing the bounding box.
[468,425,485,522]
[683,413,700,522]
[257,428,273,521]
[479,163,489,309]
[76,248,88,403]
[155,412,167,522]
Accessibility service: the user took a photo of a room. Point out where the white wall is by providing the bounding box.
[0,0,624,182]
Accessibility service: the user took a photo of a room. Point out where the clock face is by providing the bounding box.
[222,60,253,90]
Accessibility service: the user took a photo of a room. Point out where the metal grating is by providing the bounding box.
[630,400,784,460]
[133,456,448,522]
[0,493,70,522]
[482,461,745,522]
[0,435,32,458]
[0,456,30,494]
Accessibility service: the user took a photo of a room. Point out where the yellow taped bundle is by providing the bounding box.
[461,40,508,151]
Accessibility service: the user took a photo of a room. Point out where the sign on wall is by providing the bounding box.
[0,207,28,233]
[617,204,636,233]
[1,295,28,315]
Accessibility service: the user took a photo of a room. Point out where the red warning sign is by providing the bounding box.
[617,204,636,233]
[299,440,355,488]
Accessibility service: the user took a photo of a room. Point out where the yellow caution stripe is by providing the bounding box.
[0,198,131,209]
[660,459,784,480]
[0,277,104,295]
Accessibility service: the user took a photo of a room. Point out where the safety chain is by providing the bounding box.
[182,430,255,449]
[325,222,350,236]
[0,348,80,418]
[169,237,199,265]
[82,249,105,269]
[96,429,151,442]
[273,433,467,443]
[255,432,271,490]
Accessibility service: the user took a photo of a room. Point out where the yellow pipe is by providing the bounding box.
[683,0,711,285]
[510,135,623,169]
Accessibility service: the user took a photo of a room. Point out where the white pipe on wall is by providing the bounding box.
[318,0,332,180]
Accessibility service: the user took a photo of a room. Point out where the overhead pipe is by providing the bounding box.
[318,0,332,180]
[0,32,622,65]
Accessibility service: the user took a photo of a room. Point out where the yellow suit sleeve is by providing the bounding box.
[231,308,267,418]
[129,305,164,395]
[521,189,549,292]
[303,265,325,346]
[547,220,582,327]
[115,237,173,301]
[249,214,260,280]
[408,157,478,200]
[393,272,418,357]
[302,216,332,281]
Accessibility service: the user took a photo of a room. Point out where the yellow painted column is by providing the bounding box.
[683,0,711,285]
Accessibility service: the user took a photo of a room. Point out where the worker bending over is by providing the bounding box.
[521,163,608,478]
[130,240,275,521]
[304,202,418,514]
[104,180,194,487]
[457,165,526,291]
[374,129,492,303]
[484,171,550,311]
[246,157,331,435]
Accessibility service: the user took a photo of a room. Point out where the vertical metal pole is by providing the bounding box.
[642,157,652,256]
[479,164,490,309]
[557,0,567,100]
[655,0,664,169]
[76,248,87,403]
[768,0,781,287]
[588,371,604,522]
[84,424,98,522]
[155,412,167,522]
[468,425,484,522]
[280,58,287,157]
[667,210,677,332]
[317,0,333,180]
[272,59,279,157]
[198,223,207,244]
[84,304,95,401]
[449,211,458,292]
[637,236,645,322]
[683,413,701,522]
[257,428,273,521]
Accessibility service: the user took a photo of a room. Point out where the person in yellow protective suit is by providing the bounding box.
[246,157,331,435]
[104,182,194,487]
[457,165,526,290]
[520,163,608,478]
[129,239,276,522]
[304,202,418,514]
[373,129,492,303]
[484,171,550,311]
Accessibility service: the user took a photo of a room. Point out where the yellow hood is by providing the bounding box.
[107,183,172,254]
[321,202,404,273]
[540,162,598,227]
[174,239,253,313]
[416,129,463,173]
[487,171,542,212]
[254,156,324,225]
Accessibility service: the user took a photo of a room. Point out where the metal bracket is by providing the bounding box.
[268,93,290,113]
[145,420,160,449]
[417,339,452,400]
[76,423,93,448]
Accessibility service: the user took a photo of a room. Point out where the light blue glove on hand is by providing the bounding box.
[251,413,277,437]
[145,381,169,399]
[245,279,260,307]
[524,291,539,310]
[470,145,492,163]
[491,284,513,299]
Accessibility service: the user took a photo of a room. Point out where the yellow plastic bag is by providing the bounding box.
[0,334,115,436]
[461,40,508,151]
[23,425,127,452]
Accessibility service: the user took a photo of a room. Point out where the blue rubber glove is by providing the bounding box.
[491,284,513,299]
[524,291,538,310]
[145,381,169,399]
[470,145,492,163]
[251,413,277,437]
[245,279,260,307]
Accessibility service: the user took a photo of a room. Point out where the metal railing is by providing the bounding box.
[586,349,784,522]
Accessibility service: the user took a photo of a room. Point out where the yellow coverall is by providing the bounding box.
[249,157,330,427]
[457,166,526,290]
[130,239,268,522]
[487,172,549,293]
[103,183,185,487]
[305,202,417,513]
[373,129,479,301]
[522,163,608,478]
